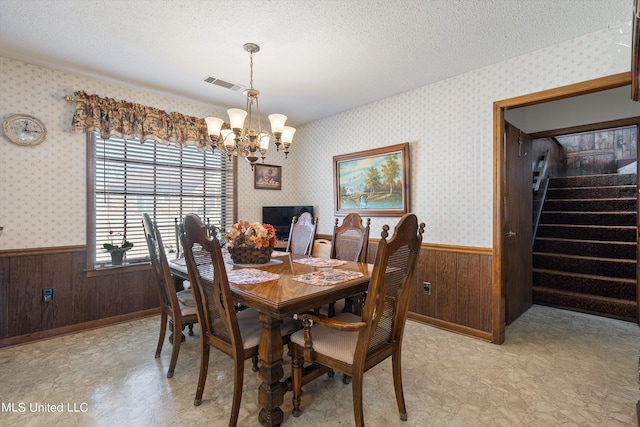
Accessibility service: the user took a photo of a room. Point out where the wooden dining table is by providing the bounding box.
[169,250,372,427]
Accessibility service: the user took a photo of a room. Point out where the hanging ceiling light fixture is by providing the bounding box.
[205,43,295,169]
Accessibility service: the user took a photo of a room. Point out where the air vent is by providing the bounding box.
[204,76,244,91]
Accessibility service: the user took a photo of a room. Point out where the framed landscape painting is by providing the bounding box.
[333,143,410,216]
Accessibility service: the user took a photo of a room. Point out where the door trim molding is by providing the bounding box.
[492,72,632,344]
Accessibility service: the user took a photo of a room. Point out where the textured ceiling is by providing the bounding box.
[0,0,635,126]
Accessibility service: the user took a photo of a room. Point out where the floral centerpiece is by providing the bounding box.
[103,230,134,265]
[226,220,277,264]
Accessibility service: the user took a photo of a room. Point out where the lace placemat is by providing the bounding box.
[227,268,280,285]
[271,251,289,257]
[293,270,364,286]
[293,258,347,267]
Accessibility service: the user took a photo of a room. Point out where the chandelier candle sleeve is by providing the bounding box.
[205,43,295,169]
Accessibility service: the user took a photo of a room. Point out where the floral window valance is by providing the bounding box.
[70,90,211,149]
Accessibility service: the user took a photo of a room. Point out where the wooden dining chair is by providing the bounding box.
[180,213,299,425]
[174,216,219,258]
[331,213,371,263]
[142,213,198,378]
[324,213,371,317]
[286,211,318,255]
[289,213,424,427]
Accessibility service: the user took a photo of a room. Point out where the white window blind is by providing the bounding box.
[94,135,233,265]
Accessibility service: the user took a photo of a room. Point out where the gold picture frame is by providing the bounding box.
[333,143,410,216]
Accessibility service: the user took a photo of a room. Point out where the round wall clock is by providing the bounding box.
[2,114,47,146]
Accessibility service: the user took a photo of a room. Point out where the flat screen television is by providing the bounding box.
[262,205,314,241]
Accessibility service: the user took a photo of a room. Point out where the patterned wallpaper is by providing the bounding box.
[0,58,228,249]
[0,26,632,250]
[275,27,632,248]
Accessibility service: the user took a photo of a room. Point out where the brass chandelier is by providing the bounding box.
[205,43,295,169]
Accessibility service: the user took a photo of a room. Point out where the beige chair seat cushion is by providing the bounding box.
[180,304,197,317]
[176,288,195,307]
[176,289,197,317]
[291,312,361,364]
[214,308,299,350]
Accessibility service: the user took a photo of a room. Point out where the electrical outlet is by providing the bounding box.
[42,288,53,302]
[423,282,431,295]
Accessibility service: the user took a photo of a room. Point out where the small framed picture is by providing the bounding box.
[254,164,282,190]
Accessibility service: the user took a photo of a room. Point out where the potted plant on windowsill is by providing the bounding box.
[103,231,134,266]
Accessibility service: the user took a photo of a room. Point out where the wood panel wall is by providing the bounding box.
[531,137,565,179]
[0,246,158,347]
[409,245,493,341]
[1,242,493,347]
[557,125,637,176]
[357,236,493,340]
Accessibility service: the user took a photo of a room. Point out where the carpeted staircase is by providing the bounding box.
[533,173,638,321]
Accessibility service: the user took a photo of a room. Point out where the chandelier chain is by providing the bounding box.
[249,51,254,90]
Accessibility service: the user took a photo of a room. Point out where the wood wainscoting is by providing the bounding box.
[409,244,493,341]
[1,242,493,347]
[0,246,159,347]
[316,235,494,341]
[348,236,493,341]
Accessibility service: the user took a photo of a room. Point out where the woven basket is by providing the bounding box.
[228,246,273,264]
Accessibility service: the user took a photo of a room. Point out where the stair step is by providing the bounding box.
[538,211,636,226]
[533,286,638,321]
[535,173,638,321]
[533,238,637,259]
[532,252,636,279]
[532,268,637,299]
[547,185,637,200]
[549,173,637,188]
[543,198,637,212]
[536,224,637,242]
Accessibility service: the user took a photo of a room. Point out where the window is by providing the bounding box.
[91,133,234,266]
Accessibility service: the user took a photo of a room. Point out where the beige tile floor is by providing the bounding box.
[0,304,638,427]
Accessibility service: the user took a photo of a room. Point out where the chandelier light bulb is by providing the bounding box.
[281,126,296,145]
[221,129,236,150]
[281,126,296,158]
[259,132,271,151]
[227,108,247,131]
[205,117,224,139]
[268,114,287,135]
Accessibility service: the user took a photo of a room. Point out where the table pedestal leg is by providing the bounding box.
[257,313,285,427]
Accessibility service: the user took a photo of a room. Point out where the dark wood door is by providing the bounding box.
[503,122,533,324]
[636,125,640,326]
